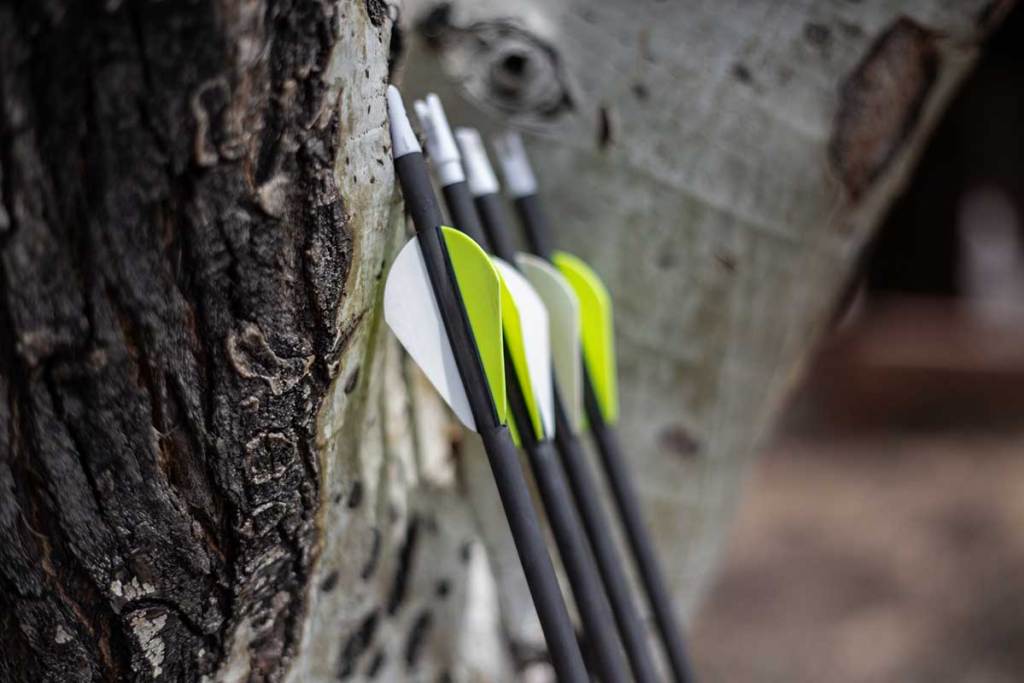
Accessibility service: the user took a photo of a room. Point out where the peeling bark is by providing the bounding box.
[831,17,939,198]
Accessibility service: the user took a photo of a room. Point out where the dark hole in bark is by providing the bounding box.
[597,105,614,149]
[337,610,380,679]
[501,52,528,77]
[404,610,434,670]
[658,424,701,458]
[361,528,383,580]
[321,571,340,592]
[490,50,534,97]
[347,479,364,508]
[344,366,360,394]
[386,516,421,613]
[365,648,387,678]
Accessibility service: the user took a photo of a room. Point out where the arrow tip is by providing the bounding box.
[386,85,421,159]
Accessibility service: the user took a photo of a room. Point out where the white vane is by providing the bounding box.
[491,258,555,438]
[516,253,584,432]
[383,236,477,431]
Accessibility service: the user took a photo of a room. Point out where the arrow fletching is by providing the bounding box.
[516,253,584,432]
[551,251,619,425]
[492,258,554,442]
[383,228,507,431]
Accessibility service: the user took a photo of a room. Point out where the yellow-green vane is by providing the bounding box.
[441,226,508,425]
[552,251,619,425]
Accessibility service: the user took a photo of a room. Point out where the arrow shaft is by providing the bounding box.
[441,179,631,682]
[396,155,497,429]
[513,193,555,260]
[392,151,588,683]
[478,420,589,683]
[552,385,664,683]
[517,190,697,683]
[584,374,697,683]
[474,192,520,263]
[473,191,662,683]
[504,352,632,683]
[440,181,486,244]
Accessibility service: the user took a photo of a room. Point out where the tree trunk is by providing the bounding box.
[397,0,1013,663]
[0,0,1010,681]
[0,1,405,680]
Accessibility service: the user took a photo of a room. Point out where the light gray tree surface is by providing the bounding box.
[0,0,1010,681]
[390,0,1011,677]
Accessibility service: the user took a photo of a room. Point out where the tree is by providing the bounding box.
[0,0,1010,680]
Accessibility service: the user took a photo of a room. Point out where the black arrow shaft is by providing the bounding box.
[393,153,588,683]
[585,378,697,683]
[475,190,663,683]
[513,190,698,683]
[505,354,632,683]
[552,386,663,683]
[443,179,631,683]
[441,182,486,244]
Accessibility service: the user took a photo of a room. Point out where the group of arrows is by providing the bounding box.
[383,86,695,683]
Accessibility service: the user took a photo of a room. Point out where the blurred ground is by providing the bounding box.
[690,300,1024,683]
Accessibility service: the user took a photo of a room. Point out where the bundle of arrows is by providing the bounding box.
[384,86,695,683]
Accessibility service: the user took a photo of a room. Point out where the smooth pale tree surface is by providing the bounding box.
[398,0,1011,666]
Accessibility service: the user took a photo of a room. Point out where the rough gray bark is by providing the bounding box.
[0,0,1013,681]
[0,0,388,680]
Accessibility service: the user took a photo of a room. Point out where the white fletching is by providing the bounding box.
[516,253,584,431]
[384,236,476,431]
[491,258,554,438]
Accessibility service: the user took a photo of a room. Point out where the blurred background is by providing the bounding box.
[690,6,1024,682]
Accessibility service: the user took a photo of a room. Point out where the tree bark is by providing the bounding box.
[0,0,401,680]
[0,0,1012,681]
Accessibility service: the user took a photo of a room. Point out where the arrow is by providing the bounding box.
[493,130,698,683]
[457,127,664,683]
[416,95,632,683]
[384,86,588,683]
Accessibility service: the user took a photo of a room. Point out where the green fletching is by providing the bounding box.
[496,267,545,441]
[441,227,507,425]
[552,251,619,424]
